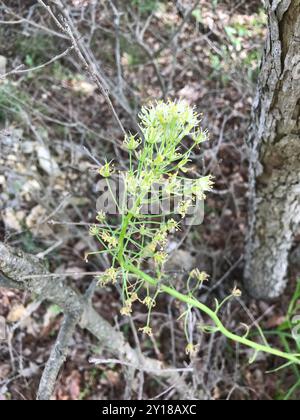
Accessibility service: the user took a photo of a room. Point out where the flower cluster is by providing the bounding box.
[97,267,118,287]
[193,128,209,145]
[231,286,242,298]
[139,100,199,137]
[154,251,168,266]
[120,293,139,316]
[91,101,213,346]
[89,225,100,236]
[87,101,300,369]
[163,218,181,233]
[190,269,209,283]
[139,326,153,337]
[120,304,132,316]
[143,296,156,309]
[165,174,181,196]
[185,343,198,356]
[190,175,214,200]
[99,161,114,178]
[125,173,139,195]
[99,231,118,249]
[153,231,168,248]
[178,200,192,218]
[96,210,106,223]
[123,134,141,151]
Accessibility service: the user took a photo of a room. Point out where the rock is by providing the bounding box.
[21,179,41,196]
[7,304,26,323]
[21,140,35,154]
[36,145,60,177]
[69,78,96,96]
[0,128,22,154]
[2,208,25,231]
[165,249,196,273]
[26,205,52,237]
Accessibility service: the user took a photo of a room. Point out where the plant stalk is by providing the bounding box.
[125,262,300,366]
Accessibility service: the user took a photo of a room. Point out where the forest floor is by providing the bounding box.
[0,0,300,400]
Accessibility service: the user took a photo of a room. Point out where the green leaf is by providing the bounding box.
[192,9,202,23]
[266,361,294,374]
[49,304,62,316]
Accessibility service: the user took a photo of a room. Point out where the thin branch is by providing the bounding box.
[37,0,128,136]
[0,2,69,39]
[154,0,200,58]
[36,240,64,259]
[37,313,80,400]
[0,47,74,80]
[89,358,193,373]
[20,272,104,280]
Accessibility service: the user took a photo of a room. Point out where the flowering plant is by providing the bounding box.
[87,101,300,366]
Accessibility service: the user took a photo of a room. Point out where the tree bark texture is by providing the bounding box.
[245,0,300,299]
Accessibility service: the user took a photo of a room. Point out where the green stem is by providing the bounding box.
[117,213,133,261]
[125,262,300,366]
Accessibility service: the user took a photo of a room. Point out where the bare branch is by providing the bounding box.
[0,1,69,39]
[0,47,74,80]
[90,358,193,373]
[0,242,191,399]
[37,313,80,400]
[37,0,131,135]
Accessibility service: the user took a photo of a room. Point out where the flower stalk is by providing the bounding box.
[90,101,300,366]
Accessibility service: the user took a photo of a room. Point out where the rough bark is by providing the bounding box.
[245,0,300,299]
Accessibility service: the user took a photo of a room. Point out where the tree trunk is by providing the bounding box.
[245,0,300,299]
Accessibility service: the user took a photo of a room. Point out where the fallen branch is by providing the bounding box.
[37,313,80,400]
[0,243,191,399]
